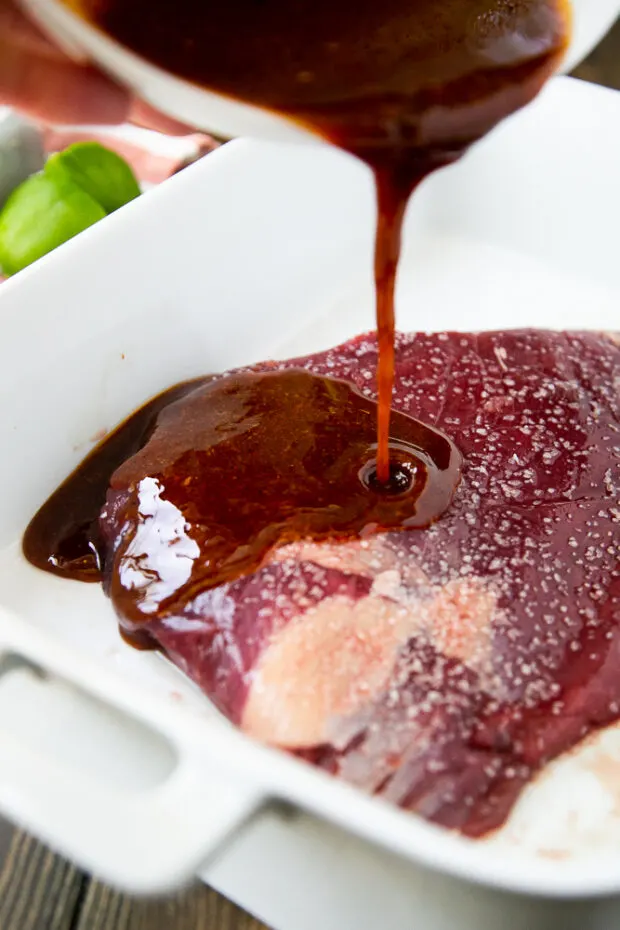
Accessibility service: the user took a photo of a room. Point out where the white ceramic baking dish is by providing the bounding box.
[1,75,620,903]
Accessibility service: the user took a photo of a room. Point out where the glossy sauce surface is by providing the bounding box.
[23,368,462,613]
[23,378,208,582]
[65,0,571,480]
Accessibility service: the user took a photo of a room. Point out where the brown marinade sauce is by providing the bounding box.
[23,378,210,581]
[23,370,462,594]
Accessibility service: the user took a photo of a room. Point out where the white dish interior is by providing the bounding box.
[1,76,620,898]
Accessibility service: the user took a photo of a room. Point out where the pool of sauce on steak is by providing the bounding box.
[23,368,461,591]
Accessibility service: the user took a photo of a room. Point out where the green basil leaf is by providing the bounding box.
[0,172,106,276]
[45,141,141,214]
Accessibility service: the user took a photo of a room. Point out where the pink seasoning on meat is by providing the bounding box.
[100,330,620,836]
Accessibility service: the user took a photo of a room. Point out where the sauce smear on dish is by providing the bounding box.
[63,0,571,481]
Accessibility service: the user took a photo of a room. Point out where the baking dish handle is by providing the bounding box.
[0,606,264,893]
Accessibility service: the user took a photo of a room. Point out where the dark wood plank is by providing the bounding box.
[75,879,269,930]
[0,830,86,930]
[572,19,620,89]
[0,829,270,930]
[0,816,17,867]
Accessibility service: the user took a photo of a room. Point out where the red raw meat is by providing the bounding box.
[100,330,620,835]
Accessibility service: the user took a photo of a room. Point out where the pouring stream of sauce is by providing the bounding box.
[62,0,571,482]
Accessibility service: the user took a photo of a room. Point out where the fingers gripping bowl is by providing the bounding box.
[2,77,620,896]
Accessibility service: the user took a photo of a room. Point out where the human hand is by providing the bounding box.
[0,0,191,132]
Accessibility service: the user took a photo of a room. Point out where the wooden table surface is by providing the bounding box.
[1,25,619,930]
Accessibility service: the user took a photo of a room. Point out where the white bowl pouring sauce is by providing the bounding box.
[16,0,620,142]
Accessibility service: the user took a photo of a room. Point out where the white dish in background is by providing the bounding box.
[0,110,45,207]
[0,77,620,916]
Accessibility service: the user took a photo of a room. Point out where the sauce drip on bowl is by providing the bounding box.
[23,369,462,626]
[63,0,571,482]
